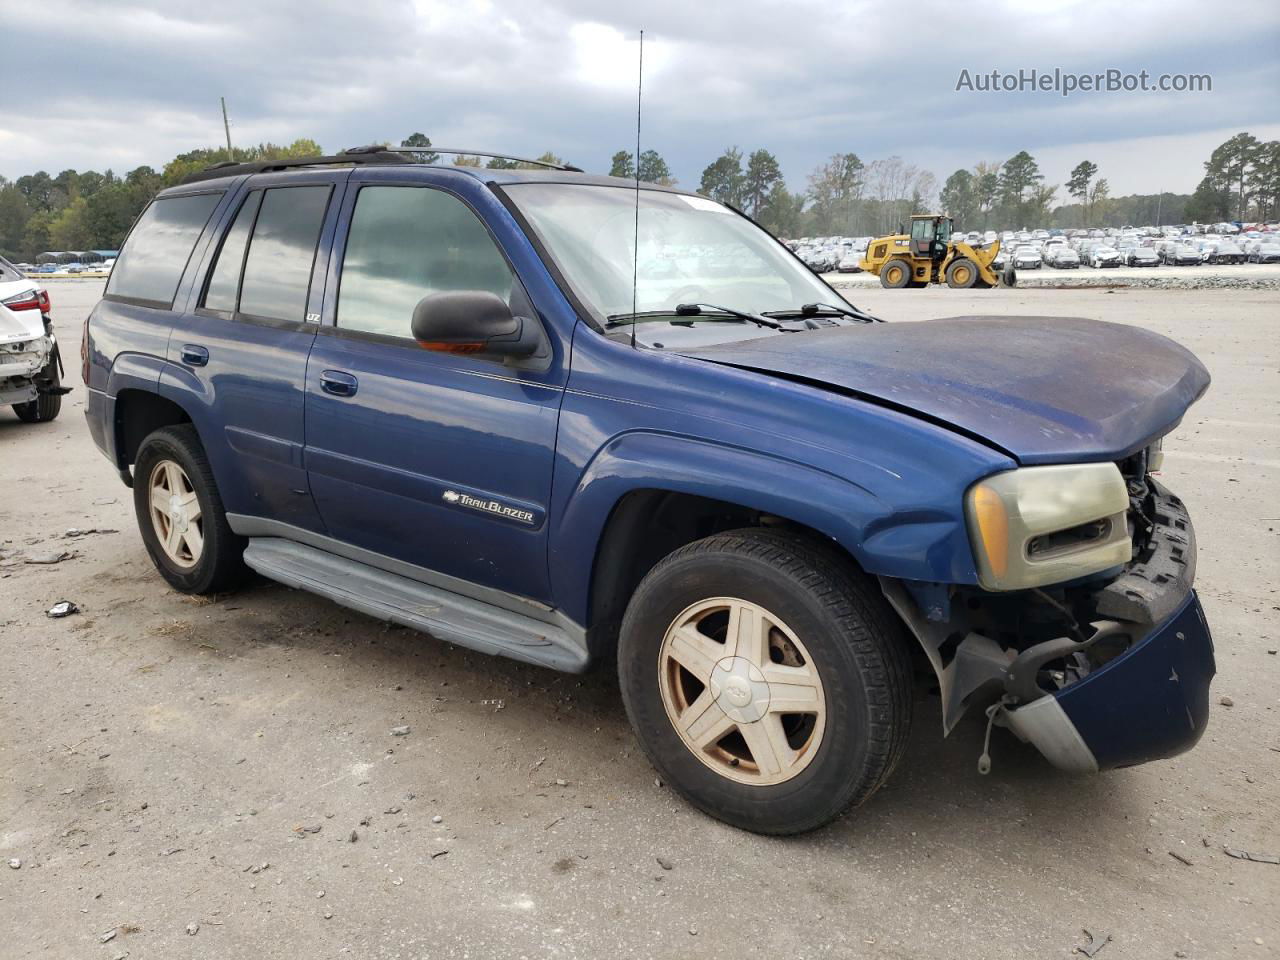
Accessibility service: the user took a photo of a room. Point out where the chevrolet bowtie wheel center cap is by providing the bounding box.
[709,657,771,724]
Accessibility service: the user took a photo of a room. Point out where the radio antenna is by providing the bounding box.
[630,29,644,350]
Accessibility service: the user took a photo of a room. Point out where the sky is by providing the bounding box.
[4,0,1278,198]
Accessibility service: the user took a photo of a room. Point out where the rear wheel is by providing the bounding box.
[12,349,62,423]
[945,258,978,289]
[618,529,913,835]
[133,424,246,594]
[879,259,912,289]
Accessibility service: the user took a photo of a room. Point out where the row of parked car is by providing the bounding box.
[784,222,1279,275]
[997,232,1279,271]
[12,260,115,275]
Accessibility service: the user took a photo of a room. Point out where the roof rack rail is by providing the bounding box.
[180,145,411,185]
[397,146,583,173]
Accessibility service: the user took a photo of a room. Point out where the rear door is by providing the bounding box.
[160,171,346,531]
[302,175,566,604]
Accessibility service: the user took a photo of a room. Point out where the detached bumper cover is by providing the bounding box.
[1006,590,1215,772]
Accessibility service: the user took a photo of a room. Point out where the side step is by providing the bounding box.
[242,538,588,673]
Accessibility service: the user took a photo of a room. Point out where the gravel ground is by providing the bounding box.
[1,281,1277,959]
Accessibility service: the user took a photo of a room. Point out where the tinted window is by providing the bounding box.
[203,191,262,313]
[337,186,514,338]
[238,186,329,322]
[105,193,222,305]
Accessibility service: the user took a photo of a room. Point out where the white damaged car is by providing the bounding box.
[1,255,67,422]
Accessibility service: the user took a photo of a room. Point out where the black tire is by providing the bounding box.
[132,424,247,594]
[12,349,62,423]
[879,259,912,289]
[945,258,979,289]
[618,529,913,835]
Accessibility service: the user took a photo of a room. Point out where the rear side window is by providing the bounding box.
[238,186,330,322]
[203,191,262,313]
[106,193,222,306]
[336,186,514,338]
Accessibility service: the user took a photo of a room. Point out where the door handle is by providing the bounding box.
[180,344,209,367]
[319,370,358,397]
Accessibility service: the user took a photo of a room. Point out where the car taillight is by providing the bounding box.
[37,288,50,313]
[2,289,41,311]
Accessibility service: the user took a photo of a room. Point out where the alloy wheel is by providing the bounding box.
[148,459,203,569]
[658,597,827,786]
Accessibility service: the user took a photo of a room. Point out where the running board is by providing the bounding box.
[242,538,588,672]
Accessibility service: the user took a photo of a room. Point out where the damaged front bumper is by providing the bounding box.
[885,481,1215,774]
[1003,591,1213,772]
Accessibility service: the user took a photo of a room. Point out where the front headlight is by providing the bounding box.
[965,463,1132,590]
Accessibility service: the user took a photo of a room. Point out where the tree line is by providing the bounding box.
[2,130,1275,262]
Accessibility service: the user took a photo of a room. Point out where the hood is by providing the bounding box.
[678,316,1210,465]
[0,301,45,345]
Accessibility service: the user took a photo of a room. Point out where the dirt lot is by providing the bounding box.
[2,281,1277,959]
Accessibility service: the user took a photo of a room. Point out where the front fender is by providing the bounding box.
[549,430,971,625]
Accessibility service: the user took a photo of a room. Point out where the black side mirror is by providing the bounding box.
[410,291,539,358]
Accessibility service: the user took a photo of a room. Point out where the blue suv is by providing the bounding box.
[84,148,1214,834]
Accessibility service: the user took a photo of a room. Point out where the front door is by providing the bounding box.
[302,179,565,604]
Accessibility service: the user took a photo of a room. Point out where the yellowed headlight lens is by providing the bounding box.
[971,483,1009,579]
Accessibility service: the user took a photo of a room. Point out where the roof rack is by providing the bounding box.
[180,146,411,185]
[396,146,583,173]
[181,144,583,185]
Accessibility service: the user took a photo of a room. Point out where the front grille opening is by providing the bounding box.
[1027,518,1112,559]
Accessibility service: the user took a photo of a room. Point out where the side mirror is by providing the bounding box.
[410,291,539,358]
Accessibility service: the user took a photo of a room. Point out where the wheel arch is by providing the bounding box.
[113,388,194,473]
[551,431,893,658]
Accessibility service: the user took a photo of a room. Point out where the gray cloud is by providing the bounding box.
[5,0,1279,195]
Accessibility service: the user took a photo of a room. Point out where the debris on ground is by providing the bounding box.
[431,814,443,824]
[92,497,118,505]
[656,856,674,871]
[430,849,449,859]
[390,725,410,736]
[1218,695,1234,707]
[64,527,118,538]
[1223,847,1280,864]
[7,858,20,869]
[348,829,358,842]
[529,756,546,772]
[25,550,75,565]
[384,805,402,815]
[46,600,80,618]
[1075,928,1112,957]
[185,922,199,935]
[294,823,322,835]
[554,778,569,786]
[1169,851,1193,866]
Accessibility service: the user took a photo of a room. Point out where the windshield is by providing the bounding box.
[0,255,24,283]
[503,183,841,321]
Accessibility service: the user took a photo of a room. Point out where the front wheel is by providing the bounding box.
[618,530,913,835]
[879,259,912,288]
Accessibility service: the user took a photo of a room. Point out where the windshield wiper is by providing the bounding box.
[674,303,785,329]
[606,304,784,330]
[764,302,883,324]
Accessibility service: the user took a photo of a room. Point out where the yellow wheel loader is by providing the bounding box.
[858,215,1015,289]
